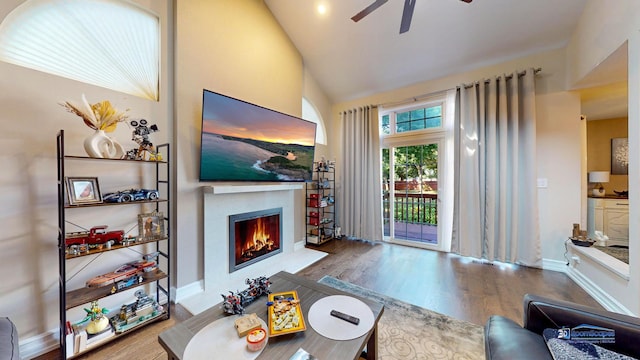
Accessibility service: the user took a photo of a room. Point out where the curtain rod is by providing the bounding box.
[458,67,542,89]
[373,67,542,108]
[373,89,448,109]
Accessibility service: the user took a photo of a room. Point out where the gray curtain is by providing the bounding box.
[452,69,541,266]
[339,106,383,241]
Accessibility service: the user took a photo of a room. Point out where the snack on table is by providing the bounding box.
[234,313,262,337]
[267,291,306,336]
[246,328,267,351]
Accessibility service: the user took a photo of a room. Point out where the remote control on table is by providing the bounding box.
[330,309,360,325]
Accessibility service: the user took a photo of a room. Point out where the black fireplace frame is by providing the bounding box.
[228,207,283,273]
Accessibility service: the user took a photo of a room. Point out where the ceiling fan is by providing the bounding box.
[351,0,473,34]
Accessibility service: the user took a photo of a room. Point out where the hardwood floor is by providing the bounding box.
[299,238,602,326]
[35,238,601,359]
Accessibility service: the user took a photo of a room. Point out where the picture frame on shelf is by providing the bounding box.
[66,177,102,205]
[138,211,164,240]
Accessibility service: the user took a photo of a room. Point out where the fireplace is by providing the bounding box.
[229,207,282,273]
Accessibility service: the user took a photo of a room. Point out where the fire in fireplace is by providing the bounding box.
[229,208,282,273]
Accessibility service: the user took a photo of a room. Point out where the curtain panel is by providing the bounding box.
[339,106,383,241]
[452,69,541,266]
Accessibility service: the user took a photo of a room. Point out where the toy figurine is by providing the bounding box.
[126,119,161,160]
[79,301,110,334]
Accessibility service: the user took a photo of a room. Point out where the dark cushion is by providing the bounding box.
[0,317,19,360]
[484,315,552,360]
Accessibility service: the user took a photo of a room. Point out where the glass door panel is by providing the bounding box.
[382,143,438,245]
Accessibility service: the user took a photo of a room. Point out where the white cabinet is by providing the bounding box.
[587,197,628,247]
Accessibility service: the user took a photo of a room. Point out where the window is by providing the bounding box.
[302,97,327,145]
[381,103,443,136]
[0,0,160,101]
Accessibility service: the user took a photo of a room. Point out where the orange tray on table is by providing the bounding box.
[267,290,306,337]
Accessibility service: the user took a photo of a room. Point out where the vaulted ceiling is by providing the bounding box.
[265,0,589,103]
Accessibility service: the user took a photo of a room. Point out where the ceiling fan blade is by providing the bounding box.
[351,0,389,22]
[399,0,416,34]
[460,0,473,3]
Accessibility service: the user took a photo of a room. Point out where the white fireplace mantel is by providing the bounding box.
[202,184,303,195]
[181,182,326,315]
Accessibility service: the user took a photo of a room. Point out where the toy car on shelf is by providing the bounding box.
[102,189,159,203]
[65,225,124,254]
[86,252,159,289]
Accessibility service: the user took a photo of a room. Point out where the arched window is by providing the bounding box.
[302,97,327,145]
[0,0,160,101]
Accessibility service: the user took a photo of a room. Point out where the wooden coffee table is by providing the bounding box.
[158,271,384,359]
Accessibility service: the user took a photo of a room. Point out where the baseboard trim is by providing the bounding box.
[542,258,569,273]
[19,328,58,360]
[174,280,204,304]
[566,266,634,315]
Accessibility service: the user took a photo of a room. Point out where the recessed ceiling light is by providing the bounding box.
[317,3,327,15]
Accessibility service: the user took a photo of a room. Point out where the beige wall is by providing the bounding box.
[587,117,628,194]
[0,0,172,349]
[173,0,304,291]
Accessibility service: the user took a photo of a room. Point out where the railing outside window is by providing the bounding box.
[383,192,438,225]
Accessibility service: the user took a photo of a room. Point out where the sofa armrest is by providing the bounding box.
[522,294,640,357]
[0,317,19,360]
[485,315,552,360]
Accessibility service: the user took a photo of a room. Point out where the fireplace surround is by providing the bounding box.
[229,207,282,273]
[184,184,327,315]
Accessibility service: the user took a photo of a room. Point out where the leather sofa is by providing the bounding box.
[484,294,640,360]
[0,317,19,360]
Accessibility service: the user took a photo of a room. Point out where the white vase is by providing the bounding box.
[84,130,125,159]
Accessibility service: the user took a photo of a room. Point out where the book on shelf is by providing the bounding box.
[65,321,74,359]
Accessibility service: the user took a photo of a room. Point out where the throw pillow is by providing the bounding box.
[542,328,636,360]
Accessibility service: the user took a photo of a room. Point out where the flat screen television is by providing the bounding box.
[199,89,317,182]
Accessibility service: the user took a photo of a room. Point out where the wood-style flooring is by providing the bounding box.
[35,238,601,359]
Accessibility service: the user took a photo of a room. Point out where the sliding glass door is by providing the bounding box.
[383,142,439,245]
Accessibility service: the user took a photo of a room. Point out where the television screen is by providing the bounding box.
[199,89,317,182]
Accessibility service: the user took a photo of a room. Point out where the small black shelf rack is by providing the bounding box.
[57,130,171,358]
[305,162,336,245]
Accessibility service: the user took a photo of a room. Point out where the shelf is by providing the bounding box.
[306,163,335,246]
[306,236,334,246]
[64,155,167,164]
[65,270,168,309]
[202,183,304,194]
[58,131,172,358]
[65,237,168,259]
[68,310,169,359]
[64,199,167,209]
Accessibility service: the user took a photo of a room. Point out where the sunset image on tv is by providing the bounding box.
[199,90,317,182]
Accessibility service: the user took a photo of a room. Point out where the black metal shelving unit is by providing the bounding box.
[57,130,171,358]
[305,162,336,246]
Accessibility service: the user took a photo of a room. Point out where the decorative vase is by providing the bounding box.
[84,130,125,159]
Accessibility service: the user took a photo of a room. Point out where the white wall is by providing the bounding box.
[536,92,583,262]
[0,0,172,355]
[565,0,640,316]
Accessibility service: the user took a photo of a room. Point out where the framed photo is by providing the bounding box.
[611,137,629,175]
[66,177,102,205]
[138,211,165,240]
